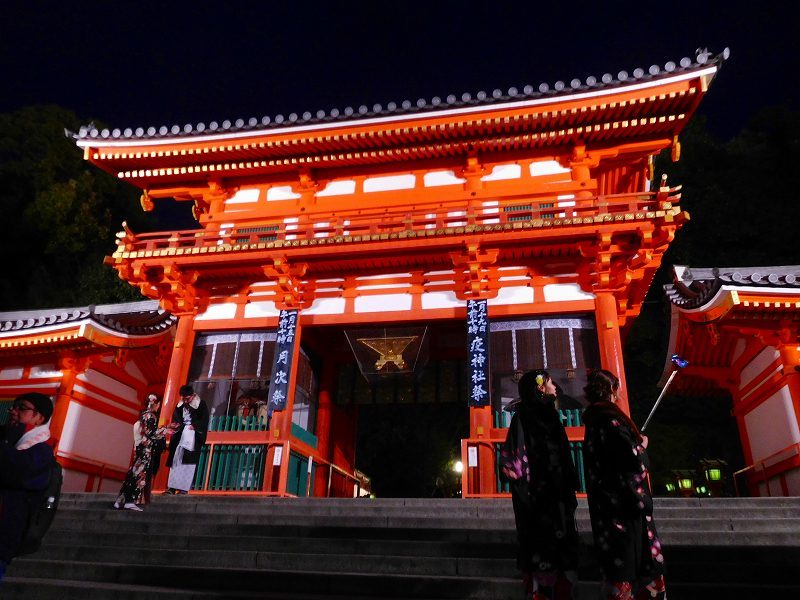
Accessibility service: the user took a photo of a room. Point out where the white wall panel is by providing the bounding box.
[744,385,800,462]
[58,402,135,471]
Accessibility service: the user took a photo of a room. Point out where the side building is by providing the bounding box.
[0,301,175,492]
[664,265,800,496]
[68,50,725,497]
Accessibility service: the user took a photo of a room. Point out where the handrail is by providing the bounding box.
[732,442,800,496]
[194,439,369,497]
[114,189,677,254]
[55,449,128,492]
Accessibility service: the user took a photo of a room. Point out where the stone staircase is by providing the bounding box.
[3,495,799,599]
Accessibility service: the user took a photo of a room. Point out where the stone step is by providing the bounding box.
[43,530,513,558]
[5,560,521,599]
[29,545,519,578]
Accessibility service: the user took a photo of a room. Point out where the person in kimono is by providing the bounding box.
[164,385,209,495]
[114,394,167,511]
[500,369,580,600]
[582,369,666,600]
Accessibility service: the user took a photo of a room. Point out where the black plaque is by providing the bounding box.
[466,299,490,407]
[267,309,298,413]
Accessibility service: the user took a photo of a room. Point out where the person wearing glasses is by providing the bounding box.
[164,384,209,495]
[0,393,54,581]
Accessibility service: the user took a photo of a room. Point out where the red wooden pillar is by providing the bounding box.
[153,313,196,491]
[51,357,89,452]
[469,404,495,495]
[313,358,336,496]
[594,292,630,415]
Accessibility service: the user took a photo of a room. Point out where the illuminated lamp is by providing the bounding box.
[453,461,464,474]
[696,485,708,495]
[706,468,722,481]
[678,478,693,491]
[665,483,676,492]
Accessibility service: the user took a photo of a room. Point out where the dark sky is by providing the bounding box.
[1,1,797,140]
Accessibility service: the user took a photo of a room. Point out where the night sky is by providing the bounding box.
[2,1,796,141]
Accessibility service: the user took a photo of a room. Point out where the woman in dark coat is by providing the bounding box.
[582,370,666,600]
[114,394,167,510]
[165,384,209,495]
[500,369,580,600]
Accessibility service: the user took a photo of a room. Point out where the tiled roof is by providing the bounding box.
[0,301,176,336]
[665,265,800,309]
[70,48,728,143]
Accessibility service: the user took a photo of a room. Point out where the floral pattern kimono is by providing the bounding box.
[582,401,665,597]
[500,395,580,578]
[116,409,166,506]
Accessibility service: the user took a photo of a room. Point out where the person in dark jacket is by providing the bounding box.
[500,369,580,600]
[582,370,666,600]
[0,393,54,582]
[164,384,209,495]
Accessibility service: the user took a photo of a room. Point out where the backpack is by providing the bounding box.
[16,459,63,556]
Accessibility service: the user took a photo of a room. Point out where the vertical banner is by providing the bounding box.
[466,299,490,407]
[267,309,298,413]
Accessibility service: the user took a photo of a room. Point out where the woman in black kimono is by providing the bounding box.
[114,394,167,511]
[500,369,580,600]
[582,370,666,600]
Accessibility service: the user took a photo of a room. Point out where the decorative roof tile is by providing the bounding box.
[665,265,800,309]
[69,48,728,143]
[0,301,176,336]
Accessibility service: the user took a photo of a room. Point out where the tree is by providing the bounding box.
[0,105,193,310]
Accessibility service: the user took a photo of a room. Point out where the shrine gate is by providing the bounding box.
[70,49,726,496]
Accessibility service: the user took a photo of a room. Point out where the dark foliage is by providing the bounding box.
[0,105,194,311]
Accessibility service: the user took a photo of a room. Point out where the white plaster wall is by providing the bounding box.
[317,180,356,196]
[421,291,462,309]
[487,286,535,306]
[58,403,135,471]
[304,297,347,315]
[744,384,800,462]
[225,188,260,204]
[29,364,61,378]
[124,359,146,383]
[731,338,746,365]
[423,171,465,187]
[244,301,280,318]
[784,468,800,496]
[267,186,301,201]
[740,347,780,390]
[354,293,413,313]
[543,283,595,302]
[363,174,416,192]
[0,367,24,380]
[196,302,237,321]
[530,160,571,177]
[481,164,521,181]
[78,369,137,404]
[61,468,90,493]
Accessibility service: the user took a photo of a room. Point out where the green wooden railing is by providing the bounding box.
[493,408,586,494]
[0,401,12,426]
[193,444,267,491]
[208,414,269,432]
